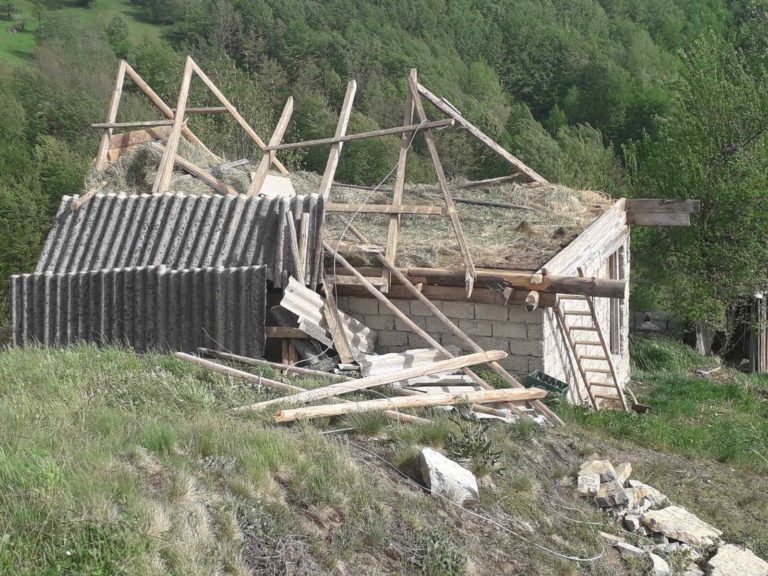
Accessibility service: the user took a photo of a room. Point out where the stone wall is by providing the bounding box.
[334,296,545,376]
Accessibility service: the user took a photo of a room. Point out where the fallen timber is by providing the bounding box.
[273,388,547,423]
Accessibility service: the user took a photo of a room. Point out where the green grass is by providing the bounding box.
[561,336,768,470]
[0,0,164,65]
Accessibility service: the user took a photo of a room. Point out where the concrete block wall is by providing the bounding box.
[335,296,545,376]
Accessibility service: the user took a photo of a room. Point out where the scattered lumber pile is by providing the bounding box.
[578,459,768,576]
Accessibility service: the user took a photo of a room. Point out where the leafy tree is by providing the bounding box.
[106,15,131,58]
[628,32,768,351]
[1,0,14,20]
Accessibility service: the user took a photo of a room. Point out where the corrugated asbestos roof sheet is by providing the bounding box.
[36,193,325,287]
[12,264,267,356]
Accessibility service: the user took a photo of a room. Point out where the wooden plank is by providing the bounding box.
[188,58,288,174]
[178,352,432,425]
[322,276,354,364]
[382,91,415,291]
[416,81,547,184]
[197,348,350,381]
[408,69,476,295]
[264,118,454,151]
[92,120,175,129]
[328,275,388,287]
[626,212,691,226]
[319,80,357,199]
[625,199,700,214]
[152,56,195,195]
[109,126,172,150]
[325,203,442,215]
[234,350,508,412]
[172,106,228,115]
[273,387,546,423]
[94,60,127,172]
[122,61,220,162]
[265,326,309,339]
[150,142,238,196]
[248,97,294,195]
[334,283,557,307]
[343,219,563,424]
[285,212,304,284]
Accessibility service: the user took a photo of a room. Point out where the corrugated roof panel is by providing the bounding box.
[36,193,325,287]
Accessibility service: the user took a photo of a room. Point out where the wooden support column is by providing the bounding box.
[408,69,476,295]
[248,97,294,195]
[382,90,414,291]
[153,56,195,195]
[341,217,564,425]
[321,275,354,364]
[94,60,127,172]
[319,80,357,199]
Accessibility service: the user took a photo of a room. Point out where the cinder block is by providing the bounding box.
[473,336,509,353]
[408,333,430,348]
[442,301,475,319]
[411,299,440,316]
[499,354,530,373]
[396,316,426,331]
[348,297,379,315]
[528,356,544,372]
[458,319,492,337]
[508,338,544,357]
[364,314,395,331]
[426,316,450,334]
[493,322,527,339]
[526,322,544,339]
[474,303,508,321]
[377,330,409,346]
[382,299,410,315]
[508,305,542,323]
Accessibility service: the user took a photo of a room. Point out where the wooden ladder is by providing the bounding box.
[553,291,629,411]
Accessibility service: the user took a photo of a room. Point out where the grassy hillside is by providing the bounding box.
[0,0,163,65]
[1,340,766,574]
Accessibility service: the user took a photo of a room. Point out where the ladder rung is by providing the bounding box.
[594,394,619,400]
[574,340,601,345]
[579,355,607,361]
[585,368,611,374]
[559,295,586,300]
[569,326,598,332]
[564,310,590,316]
[588,382,615,387]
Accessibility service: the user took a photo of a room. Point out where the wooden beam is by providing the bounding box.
[285,212,304,284]
[248,97,294,195]
[626,212,691,226]
[625,199,700,214]
[298,213,310,281]
[408,69,476,295]
[94,60,127,171]
[197,348,350,381]
[274,387,546,423]
[319,80,357,199]
[322,276,354,364]
[325,203,442,215]
[334,284,557,307]
[382,91,415,291]
[92,119,175,129]
[342,218,563,424]
[234,349,508,412]
[404,267,627,299]
[178,352,432,425]
[109,127,172,150]
[264,118,454,151]
[323,241,505,394]
[188,58,288,174]
[122,61,219,162]
[172,106,228,115]
[149,143,238,196]
[153,56,195,195]
[416,81,547,184]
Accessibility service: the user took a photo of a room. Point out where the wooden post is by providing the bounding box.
[197,348,351,381]
[248,97,294,195]
[321,275,354,364]
[274,387,546,423]
[94,60,127,172]
[234,349,507,412]
[188,59,289,175]
[341,218,564,425]
[382,90,414,291]
[319,80,357,199]
[153,56,195,195]
[408,69,476,295]
[177,352,432,425]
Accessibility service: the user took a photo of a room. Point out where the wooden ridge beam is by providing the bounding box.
[92,120,175,129]
[265,118,454,151]
[325,203,442,215]
[273,387,546,423]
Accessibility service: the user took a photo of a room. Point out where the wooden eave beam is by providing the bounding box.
[625,198,700,227]
[325,203,442,215]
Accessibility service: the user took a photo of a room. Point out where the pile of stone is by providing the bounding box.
[578,459,768,576]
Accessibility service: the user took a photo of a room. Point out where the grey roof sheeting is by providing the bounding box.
[12,265,267,356]
[36,193,325,288]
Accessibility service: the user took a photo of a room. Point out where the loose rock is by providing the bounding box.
[418,448,479,506]
[641,506,722,548]
[648,552,672,576]
[577,472,600,496]
[626,482,667,509]
[707,544,768,576]
[623,514,642,532]
[615,462,632,485]
[580,460,617,482]
[595,480,630,508]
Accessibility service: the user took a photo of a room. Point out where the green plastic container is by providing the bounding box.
[525,371,569,405]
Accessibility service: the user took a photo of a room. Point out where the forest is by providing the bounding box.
[1,0,768,345]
